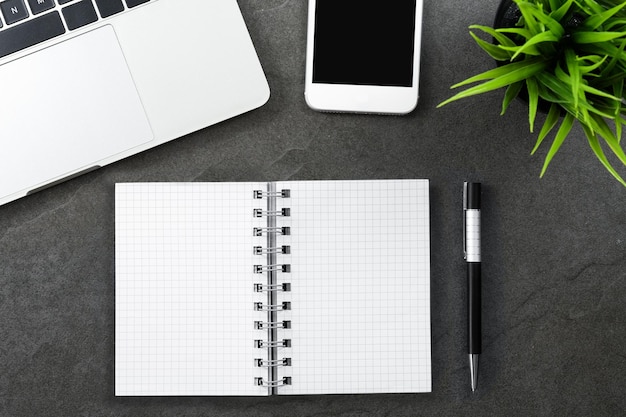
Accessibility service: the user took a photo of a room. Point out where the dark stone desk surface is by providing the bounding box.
[1,1,625,416]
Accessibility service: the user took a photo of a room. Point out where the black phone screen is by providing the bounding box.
[312,0,417,87]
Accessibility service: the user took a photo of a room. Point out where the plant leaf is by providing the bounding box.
[580,83,622,101]
[510,31,560,60]
[449,59,544,89]
[582,40,626,59]
[526,2,565,38]
[549,0,574,22]
[469,25,517,47]
[533,103,562,154]
[599,38,626,78]
[564,49,581,109]
[469,31,512,61]
[516,1,542,35]
[572,31,626,44]
[501,81,524,115]
[603,18,626,31]
[582,124,626,186]
[575,0,604,15]
[587,114,626,165]
[438,60,548,107]
[581,0,626,31]
[537,71,617,120]
[540,112,574,177]
[537,71,576,103]
[496,28,533,41]
[576,54,607,75]
[527,77,539,132]
[612,79,624,138]
[548,0,560,13]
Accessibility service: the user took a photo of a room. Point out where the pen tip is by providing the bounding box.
[469,354,479,392]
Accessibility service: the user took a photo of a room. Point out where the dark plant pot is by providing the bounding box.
[494,0,522,30]
[493,0,553,113]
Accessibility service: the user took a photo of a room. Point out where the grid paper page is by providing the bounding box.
[115,182,268,396]
[275,179,431,394]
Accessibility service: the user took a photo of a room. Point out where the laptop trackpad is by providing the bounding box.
[0,26,153,199]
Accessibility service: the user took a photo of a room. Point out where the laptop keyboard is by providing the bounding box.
[0,0,150,59]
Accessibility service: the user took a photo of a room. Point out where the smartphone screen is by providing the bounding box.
[312,0,417,87]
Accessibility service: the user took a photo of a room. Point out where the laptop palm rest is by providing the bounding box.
[0,25,153,200]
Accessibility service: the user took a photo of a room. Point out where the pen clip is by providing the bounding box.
[463,182,468,260]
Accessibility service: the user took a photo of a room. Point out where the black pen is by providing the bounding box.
[463,182,482,392]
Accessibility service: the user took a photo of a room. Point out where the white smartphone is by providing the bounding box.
[305,0,423,115]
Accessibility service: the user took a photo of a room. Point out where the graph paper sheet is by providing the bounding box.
[115,180,431,396]
[275,180,432,394]
[115,182,268,396]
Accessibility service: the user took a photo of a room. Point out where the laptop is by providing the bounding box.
[0,0,270,206]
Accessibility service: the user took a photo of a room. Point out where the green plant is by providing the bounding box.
[438,0,626,186]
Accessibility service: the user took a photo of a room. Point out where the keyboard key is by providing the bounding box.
[28,0,55,15]
[58,0,71,3]
[95,0,124,18]
[126,0,148,8]
[0,11,65,58]
[62,0,97,30]
[1,0,29,25]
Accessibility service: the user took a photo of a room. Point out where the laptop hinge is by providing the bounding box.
[27,166,101,196]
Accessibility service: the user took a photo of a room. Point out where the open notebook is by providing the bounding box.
[115,179,431,396]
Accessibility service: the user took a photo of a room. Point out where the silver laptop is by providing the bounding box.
[0,0,270,206]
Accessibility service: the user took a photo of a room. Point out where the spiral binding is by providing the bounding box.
[254,246,290,255]
[254,320,291,330]
[253,226,290,236]
[254,339,291,348]
[253,185,292,392]
[254,208,291,217]
[254,264,291,273]
[254,302,291,312]
[255,357,292,367]
[254,377,292,388]
[254,283,291,292]
[254,189,290,199]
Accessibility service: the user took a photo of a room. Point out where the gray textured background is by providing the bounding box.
[1,0,625,416]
